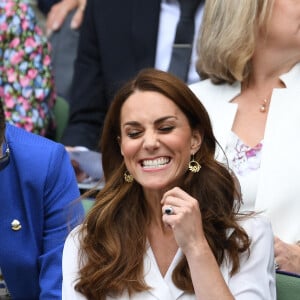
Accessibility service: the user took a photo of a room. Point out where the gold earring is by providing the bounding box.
[188,155,201,173]
[124,170,134,183]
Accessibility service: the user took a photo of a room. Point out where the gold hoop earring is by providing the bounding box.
[124,170,134,183]
[188,155,201,173]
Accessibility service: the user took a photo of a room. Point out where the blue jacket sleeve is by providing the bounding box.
[39,144,84,299]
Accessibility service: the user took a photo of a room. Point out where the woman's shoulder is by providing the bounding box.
[63,225,86,266]
[6,124,63,152]
[6,124,72,175]
[189,79,241,106]
[189,78,239,92]
[65,225,85,249]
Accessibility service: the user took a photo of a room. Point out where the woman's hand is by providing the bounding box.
[274,236,300,274]
[161,187,208,255]
[46,0,86,36]
[161,187,234,299]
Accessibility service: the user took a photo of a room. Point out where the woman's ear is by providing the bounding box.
[190,130,202,153]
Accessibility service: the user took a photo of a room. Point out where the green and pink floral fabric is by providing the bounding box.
[0,0,55,136]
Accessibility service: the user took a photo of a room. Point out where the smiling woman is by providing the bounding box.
[190,0,300,275]
[62,68,276,300]
[119,89,201,192]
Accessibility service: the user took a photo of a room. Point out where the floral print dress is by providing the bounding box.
[0,0,55,136]
[224,131,264,211]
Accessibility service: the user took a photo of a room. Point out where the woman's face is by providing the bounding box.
[263,0,300,54]
[120,90,201,192]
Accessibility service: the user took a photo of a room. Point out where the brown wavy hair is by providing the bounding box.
[75,68,251,299]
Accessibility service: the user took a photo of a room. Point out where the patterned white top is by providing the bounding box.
[224,131,263,211]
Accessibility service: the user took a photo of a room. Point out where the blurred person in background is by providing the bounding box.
[29,0,86,104]
[190,0,300,275]
[0,0,55,137]
[0,96,84,299]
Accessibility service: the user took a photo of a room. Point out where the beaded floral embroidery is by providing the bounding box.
[225,132,263,177]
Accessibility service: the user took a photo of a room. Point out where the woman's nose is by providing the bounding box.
[142,131,160,150]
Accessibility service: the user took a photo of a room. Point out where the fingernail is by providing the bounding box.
[52,22,59,31]
[46,29,52,37]
[70,20,78,29]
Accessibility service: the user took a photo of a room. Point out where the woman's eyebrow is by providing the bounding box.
[154,116,177,125]
[123,121,140,127]
[123,116,177,127]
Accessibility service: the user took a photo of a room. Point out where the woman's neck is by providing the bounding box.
[250,45,300,85]
[143,189,164,226]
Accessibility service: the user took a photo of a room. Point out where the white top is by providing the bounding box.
[62,216,276,299]
[190,62,300,243]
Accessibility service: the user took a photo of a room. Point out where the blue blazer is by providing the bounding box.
[0,124,84,299]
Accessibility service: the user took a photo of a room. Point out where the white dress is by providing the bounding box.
[62,216,276,300]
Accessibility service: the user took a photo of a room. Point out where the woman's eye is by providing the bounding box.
[127,131,141,138]
[159,126,174,132]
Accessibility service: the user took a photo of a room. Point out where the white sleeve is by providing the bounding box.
[227,215,276,299]
[62,225,87,300]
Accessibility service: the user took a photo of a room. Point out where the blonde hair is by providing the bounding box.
[196,0,273,84]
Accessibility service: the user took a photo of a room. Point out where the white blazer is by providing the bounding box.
[190,63,300,243]
[62,216,275,299]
